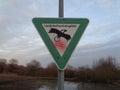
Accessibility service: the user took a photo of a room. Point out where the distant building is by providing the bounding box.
[0,59,7,63]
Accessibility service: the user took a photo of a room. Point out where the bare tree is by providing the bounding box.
[27,59,41,68]
[27,60,41,76]
[9,59,18,65]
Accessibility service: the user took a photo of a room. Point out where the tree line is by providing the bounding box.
[0,56,120,83]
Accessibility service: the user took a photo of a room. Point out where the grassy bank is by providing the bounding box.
[0,73,33,84]
[0,74,56,90]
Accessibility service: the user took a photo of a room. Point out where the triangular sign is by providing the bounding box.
[32,18,89,70]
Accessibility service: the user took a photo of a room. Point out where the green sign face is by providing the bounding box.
[32,18,89,70]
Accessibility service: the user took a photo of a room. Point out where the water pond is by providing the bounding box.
[38,81,120,90]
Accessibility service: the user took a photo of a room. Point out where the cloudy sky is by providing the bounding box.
[0,0,120,68]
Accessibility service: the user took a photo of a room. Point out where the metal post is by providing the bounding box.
[59,0,64,18]
[58,0,64,90]
[58,70,64,90]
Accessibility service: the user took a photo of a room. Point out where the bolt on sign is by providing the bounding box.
[32,18,89,70]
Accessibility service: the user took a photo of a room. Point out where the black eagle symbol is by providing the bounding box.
[49,28,71,42]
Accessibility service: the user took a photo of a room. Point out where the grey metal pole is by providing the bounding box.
[59,0,64,18]
[58,70,64,90]
[58,0,64,90]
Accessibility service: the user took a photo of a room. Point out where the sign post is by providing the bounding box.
[58,0,64,90]
[32,0,89,90]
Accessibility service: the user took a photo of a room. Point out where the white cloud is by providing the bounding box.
[0,0,120,67]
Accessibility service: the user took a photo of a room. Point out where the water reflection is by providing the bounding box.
[39,85,53,90]
[64,82,78,90]
[77,83,120,90]
[38,82,78,90]
[38,81,120,90]
[0,80,120,90]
